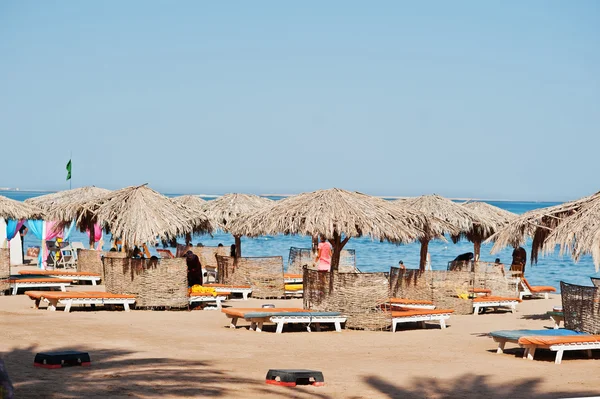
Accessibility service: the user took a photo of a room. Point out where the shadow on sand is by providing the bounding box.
[359,374,600,399]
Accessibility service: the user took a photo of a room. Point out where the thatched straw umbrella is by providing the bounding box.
[84,184,212,252]
[229,188,432,271]
[0,195,45,221]
[0,195,45,248]
[452,201,516,261]
[201,193,273,257]
[396,194,480,271]
[171,195,207,245]
[490,191,600,271]
[25,186,111,248]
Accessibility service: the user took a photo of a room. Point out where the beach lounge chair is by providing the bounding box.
[519,278,557,300]
[284,283,303,297]
[547,307,564,329]
[472,295,521,315]
[284,273,303,284]
[391,308,453,332]
[55,245,77,269]
[469,288,492,296]
[18,270,102,285]
[389,298,435,309]
[518,335,600,364]
[489,328,587,355]
[156,249,175,259]
[5,277,71,295]
[189,292,229,309]
[25,291,136,312]
[203,283,253,300]
[222,307,347,333]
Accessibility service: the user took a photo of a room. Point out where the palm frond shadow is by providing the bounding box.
[362,374,600,399]
[1,345,331,399]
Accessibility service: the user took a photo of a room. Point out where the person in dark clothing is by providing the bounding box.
[453,252,474,262]
[185,251,203,286]
[230,244,237,258]
[510,247,527,275]
[19,224,28,262]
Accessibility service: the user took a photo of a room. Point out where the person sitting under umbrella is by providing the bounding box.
[185,251,203,286]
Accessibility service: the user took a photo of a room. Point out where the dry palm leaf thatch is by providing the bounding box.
[490,191,600,271]
[171,195,206,210]
[25,186,111,221]
[87,184,210,250]
[0,195,45,221]
[229,188,431,271]
[25,186,111,247]
[201,193,273,257]
[451,201,516,260]
[545,192,600,271]
[171,195,211,242]
[396,194,482,270]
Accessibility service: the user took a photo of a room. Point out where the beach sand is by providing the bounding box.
[1,267,599,398]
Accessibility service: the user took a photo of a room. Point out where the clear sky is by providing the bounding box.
[1,1,598,201]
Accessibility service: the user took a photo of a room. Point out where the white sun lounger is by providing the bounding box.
[189,293,229,309]
[222,308,347,333]
[7,278,71,295]
[25,291,136,313]
[391,309,453,332]
[389,298,436,310]
[472,296,521,315]
[518,335,600,364]
[203,284,253,300]
[19,270,102,285]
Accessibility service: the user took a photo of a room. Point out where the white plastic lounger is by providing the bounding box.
[222,308,346,333]
[203,284,253,300]
[25,291,136,313]
[189,293,229,309]
[7,278,71,295]
[19,270,102,285]
[391,309,453,332]
[389,298,435,310]
[518,278,556,300]
[472,296,521,315]
[518,335,600,364]
[489,329,588,357]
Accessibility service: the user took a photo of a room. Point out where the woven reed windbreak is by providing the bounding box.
[303,268,390,330]
[186,246,229,270]
[216,255,284,298]
[0,248,9,293]
[76,249,105,279]
[560,281,600,334]
[103,252,188,308]
[287,247,358,274]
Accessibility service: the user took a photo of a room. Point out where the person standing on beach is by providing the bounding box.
[315,235,332,272]
[19,224,28,262]
[510,247,527,275]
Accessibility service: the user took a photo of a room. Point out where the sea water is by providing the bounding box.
[5,191,599,291]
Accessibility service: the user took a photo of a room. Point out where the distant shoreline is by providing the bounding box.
[0,188,562,203]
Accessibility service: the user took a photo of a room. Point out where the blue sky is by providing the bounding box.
[1,1,598,201]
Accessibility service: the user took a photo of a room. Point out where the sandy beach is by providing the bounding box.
[0,266,598,399]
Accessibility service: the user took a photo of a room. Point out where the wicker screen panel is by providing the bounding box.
[187,246,229,270]
[430,270,473,314]
[76,249,105,279]
[474,262,516,298]
[103,252,188,308]
[0,248,9,293]
[560,281,600,334]
[287,247,358,274]
[216,255,284,298]
[388,267,431,300]
[303,268,390,330]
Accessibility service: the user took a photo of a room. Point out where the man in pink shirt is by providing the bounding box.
[315,235,333,272]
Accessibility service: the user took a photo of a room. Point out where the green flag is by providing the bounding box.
[66,159,72,181]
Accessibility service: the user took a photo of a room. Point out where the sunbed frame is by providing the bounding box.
[391,310,453,332]
[8,278,71,295]
[203,284,253,300]
[520,341,600,364]
[473,296,521,315]
[26,291,136,313]
[188,294,229,309]
[19,270,101,285]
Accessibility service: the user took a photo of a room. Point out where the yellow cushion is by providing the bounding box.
[285,284,303,291]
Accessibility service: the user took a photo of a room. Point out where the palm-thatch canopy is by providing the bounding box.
[25,186,111,222]
[201,193,273,257]
[84,184,212,250]
[451,201,516,260]
[171,195,209,244]
[490,191,600,271]
[0,195,45,221]
[25,186,112,247]
[396,194,481,270]
[171,195,206,210]
[229,188,431,270]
